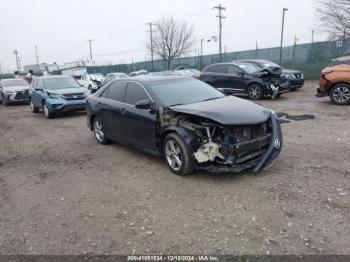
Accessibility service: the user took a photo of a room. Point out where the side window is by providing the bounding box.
[205,65,228,73]
[228,65,243,74]
[125,82,149,105]
[104,81,127,102]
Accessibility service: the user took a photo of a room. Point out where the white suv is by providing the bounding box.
[79,73,105,92]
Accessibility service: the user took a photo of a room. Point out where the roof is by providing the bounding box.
[236,59,271,63]
[334,56,350,61]
[113,75,191,85]
[38,75,73,80]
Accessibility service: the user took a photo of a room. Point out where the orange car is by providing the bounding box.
[317,56,350,105]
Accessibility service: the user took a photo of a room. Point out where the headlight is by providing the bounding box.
[281,73,292,79]
[48,93,61,99]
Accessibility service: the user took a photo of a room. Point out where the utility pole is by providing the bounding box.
[35,45,39,73]
[279,8,288,65]
[255,41,259,58]
[200,39,204,69]
[13,49,20,72]
[146,22,155,71]
[87,39,93,61]
[292,35,299,69]
[312,30,315,44]
[213,4,226,62]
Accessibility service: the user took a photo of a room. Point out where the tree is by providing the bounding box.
[316,0,350,34]
[149,17,194,70]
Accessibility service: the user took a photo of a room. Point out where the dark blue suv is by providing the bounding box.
[30,75,90,118]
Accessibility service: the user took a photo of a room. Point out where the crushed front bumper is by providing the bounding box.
[4,90,30,103]
[195,115,283,173]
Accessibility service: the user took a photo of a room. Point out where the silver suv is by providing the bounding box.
[0,78,30,106]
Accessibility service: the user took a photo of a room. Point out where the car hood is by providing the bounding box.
[169,96,271,125]
[282,69,301,74]
[3,85,29,92]
[47,87,88,95]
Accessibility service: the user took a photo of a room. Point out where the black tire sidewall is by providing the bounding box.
[330,84,350,105]
[163,133,193,176]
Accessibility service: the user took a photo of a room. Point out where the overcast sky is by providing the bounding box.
[0,0,326,72]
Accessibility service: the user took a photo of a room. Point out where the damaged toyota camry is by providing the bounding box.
[86,76,283,176]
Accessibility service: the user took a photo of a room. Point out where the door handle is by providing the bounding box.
[121,108,126,115]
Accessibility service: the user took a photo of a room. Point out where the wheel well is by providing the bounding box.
[159,130,175,152]
[90,115,97,131]
[328,82,350,93]
[248,82,263,89]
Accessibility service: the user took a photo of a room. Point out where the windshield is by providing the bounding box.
[149,78,225,107]
[262,61,280,68]
[3,79,28,87]
[237,63,260,74]
[43,77,81,89]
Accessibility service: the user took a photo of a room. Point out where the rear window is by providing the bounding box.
[204,64,228,74]
[103,81,127,102]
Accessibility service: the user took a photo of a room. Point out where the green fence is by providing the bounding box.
[87,39,350,80]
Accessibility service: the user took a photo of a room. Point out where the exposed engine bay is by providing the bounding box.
[159,107,280,173]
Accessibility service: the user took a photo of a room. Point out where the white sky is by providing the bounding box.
[0,0,326,72]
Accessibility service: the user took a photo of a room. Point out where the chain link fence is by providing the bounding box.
[87,39,350,80]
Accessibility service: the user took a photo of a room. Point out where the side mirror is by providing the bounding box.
[135,100,151,109]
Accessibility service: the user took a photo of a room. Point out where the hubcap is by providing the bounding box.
[333,86,350,103]
[165,139,182,171]
[94,120,104,142]
[249,86,260,99]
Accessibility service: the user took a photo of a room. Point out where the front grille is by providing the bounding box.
[220,120,272,164]
[14,90,29,100]
[61,93,85,100]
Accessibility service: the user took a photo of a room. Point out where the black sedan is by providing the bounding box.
[86,76,283,176]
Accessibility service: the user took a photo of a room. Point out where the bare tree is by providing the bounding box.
[317,0,350,34]
[148,17,194,70]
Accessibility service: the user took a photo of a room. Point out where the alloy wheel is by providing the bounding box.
[333,86,350,104]
[249,86,261,100]
[165,139,183,171]
[94,120,104,143]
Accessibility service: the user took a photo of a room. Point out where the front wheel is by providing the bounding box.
[247,84,263,100]
[163,133,193,176]
[330,84,350,105]
[2,95,8,106]
[30,100,39,113]
[43,102,53,118]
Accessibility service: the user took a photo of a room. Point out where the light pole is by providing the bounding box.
[279,8,288,65]
[200,36,217,69]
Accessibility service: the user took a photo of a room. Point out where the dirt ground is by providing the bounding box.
[0,81,349,255]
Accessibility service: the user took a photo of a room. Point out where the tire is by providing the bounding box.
[30,100,39,113]
[88,85,92,91]
[247,84,263,100]
[43,102,53,119]
[92,117,109,144]
[0,93,3,105]
[330,84,350,105]
[290,88,297,92]
[163,133,193,176]
[2,95,8,106]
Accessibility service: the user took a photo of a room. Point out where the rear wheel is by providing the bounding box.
[163,133,193,176]
[247,84,263,100]
[330,84,350,105]
[93,117,109,144]
[30,100,39,113]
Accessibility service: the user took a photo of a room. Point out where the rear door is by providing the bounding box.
[97,81,127,141]
[118,82,157,151]
[201,64,232,92]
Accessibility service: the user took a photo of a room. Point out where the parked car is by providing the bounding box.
[0,78,30,106]
[129,70,148,77]
[197,62,289,100]
[237,59,305,91]
[86,76,283,176]
[30,75,90,118]
[316,56,350,105]
[102,72,128,86]
[175,68,201,77]
[79,73,105,92]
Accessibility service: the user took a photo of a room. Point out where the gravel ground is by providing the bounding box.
[0,81,349,255]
